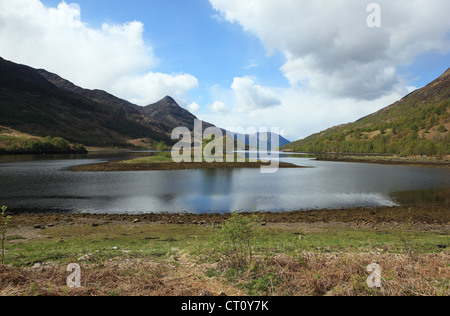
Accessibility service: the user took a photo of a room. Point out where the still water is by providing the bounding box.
[0,152,449,214]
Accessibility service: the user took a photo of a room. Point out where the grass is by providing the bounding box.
[0,127,87,155]
[6,224,213,267]
[116,152,262,165]
[5,222,450,264]
[1,214,448,296]
[120,153,174,164]
[69,151,302,172]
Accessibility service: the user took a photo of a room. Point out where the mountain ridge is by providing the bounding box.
[0,57,178,147]
[1,57,291,152]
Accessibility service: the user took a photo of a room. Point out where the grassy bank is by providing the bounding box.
[0,127,87,155]
[69,152,303,172]
[0,206,448,296]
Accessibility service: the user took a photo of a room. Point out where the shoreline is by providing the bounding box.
[8,205,450,229]
[68,161,304,172]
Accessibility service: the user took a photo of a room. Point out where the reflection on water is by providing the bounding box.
[391,189,450,207]
[0,153,449,214]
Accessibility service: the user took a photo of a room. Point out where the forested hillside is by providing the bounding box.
[283,69,450,156]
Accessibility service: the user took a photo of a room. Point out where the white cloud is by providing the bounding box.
[202,86,406,141]
[0,0,199,105]
[209,101,230,114]
[187,102,201,113]
[112,72,199,106]
[210,0,450,101]
[231,76,281,111]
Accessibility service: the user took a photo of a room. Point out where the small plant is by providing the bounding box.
[1,205,12,266]
[156,141,168,152]
[213,213,261,268]
[436,124,448,133]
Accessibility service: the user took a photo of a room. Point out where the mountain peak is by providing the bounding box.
[162,96,176,103]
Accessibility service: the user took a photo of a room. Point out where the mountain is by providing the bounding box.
[36,69,143,117]
[0,57,289,152]
[255,132,291,149]
[141,96,215,133]
[283,68,450,156]
[36,67,215,136]
[0,57,213,148]
[237,132,291,150]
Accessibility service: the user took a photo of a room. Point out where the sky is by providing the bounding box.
[0,0,449,141]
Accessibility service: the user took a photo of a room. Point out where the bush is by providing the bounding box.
[213,213,261,268]
[436,124,448,133]
[156,141,168,152]
[1,206,11,266]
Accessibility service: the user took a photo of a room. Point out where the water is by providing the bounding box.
[0,152,449,214]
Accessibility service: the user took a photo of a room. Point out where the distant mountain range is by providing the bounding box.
[0,57,290,151]
[283,68,450,156]
[229,132,291,151]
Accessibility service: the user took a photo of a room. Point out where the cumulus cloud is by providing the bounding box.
[210,0,450,100]
[209,101,230,114]
[231,76,281,111]
[201,86,407,141]
[187,102,201,113]
[0,0,199,105]
[112,72,199,106]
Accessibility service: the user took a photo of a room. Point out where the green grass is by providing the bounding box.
[4,223,449,268]
[119,152,252,165]
[5,224,213,267]
[249,226,450,255]
[120,152,174,164]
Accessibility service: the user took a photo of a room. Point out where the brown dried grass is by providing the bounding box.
[0,258,243,296]
[1,251,448,296]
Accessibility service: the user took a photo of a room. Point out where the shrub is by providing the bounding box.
[1,206,11,266]
[436,124,448,133]
[213,213,261,268]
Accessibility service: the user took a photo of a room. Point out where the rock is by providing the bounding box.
[78,254,92,262]
[33,225,41,229]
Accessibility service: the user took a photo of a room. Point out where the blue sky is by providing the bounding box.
[1,0,449,140]
[40,0,289,103]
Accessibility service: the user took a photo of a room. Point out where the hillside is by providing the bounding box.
[0,126,87,154]
[283,68,450,156]
[36,66,216,137]
[1,57,289,153]
[0,57,209,148]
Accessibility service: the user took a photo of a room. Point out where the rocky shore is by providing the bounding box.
[8,205,449,229]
